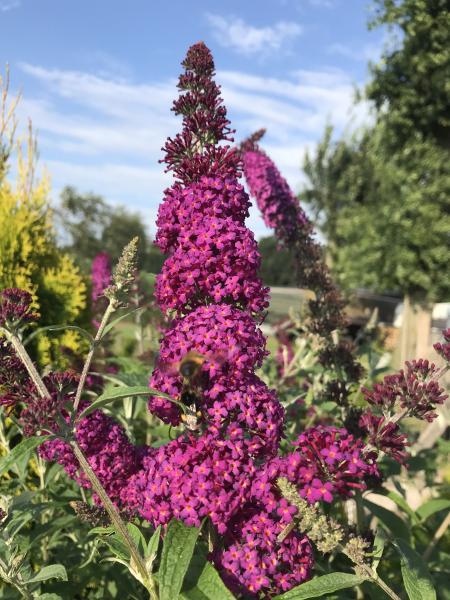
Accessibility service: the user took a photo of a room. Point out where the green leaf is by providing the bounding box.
[180,560,235,600]
[26,564,68,583]
[0,436,50,476]
[145,525,161,572]
[101,307,145,338]
[385,490,419,525]
[77,385,176,420]
[88,525,116,536]
[273,572,366,599]
[158,520,201,600]
[319,401,337,412]
[102,534,130,561]
[24,325,94,346]
[416,499,450,522]
[371,529,386,572]
[363,499,410,540]
[127,522,146,554]
[393,539,436,600]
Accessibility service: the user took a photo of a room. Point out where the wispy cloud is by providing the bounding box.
[207,14,302,56]
[16,62,369,238]
[0,0,20,12]
[327,40,385,63]
[307,0,335,7]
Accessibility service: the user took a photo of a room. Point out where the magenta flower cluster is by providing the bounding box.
[40,404,142,506]
[434,327,450,363]
[125,432,257,531]
[241,136,362,407]
[155,177,250,253]
[91,252,112,303]
[215,508,313,597]
[0,288,38,331]
[363,358,448,422]
[155,215,268,314]
[242,145,309,245]
[0,340,31,410]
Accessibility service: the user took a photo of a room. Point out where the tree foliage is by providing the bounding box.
[57,186,165,275]
[258,236,298,287]
[303,0,450,302]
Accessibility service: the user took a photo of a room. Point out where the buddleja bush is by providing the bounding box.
[0,44,449,600]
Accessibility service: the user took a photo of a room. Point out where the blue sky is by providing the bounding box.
[0,0,385,239]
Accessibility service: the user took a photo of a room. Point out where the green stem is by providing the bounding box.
[6,331,50,399]
[73,302,115,412]
[337,545,401,600]
[71,441,157,599]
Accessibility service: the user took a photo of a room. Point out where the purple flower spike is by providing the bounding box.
[91,252,112,303]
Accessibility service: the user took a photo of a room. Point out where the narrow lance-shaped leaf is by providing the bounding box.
[100,307,145,338]
[273,572,367,599]
[145,525,161,572]
[393,539,436,600]
[158,520,201,600]
[416,499,450,522]
[26,564,68,584]
[0,436,50,476]
[76,385,181,420]
[363,499,410,540]
[180,560,235,600]
[24,325,95,347]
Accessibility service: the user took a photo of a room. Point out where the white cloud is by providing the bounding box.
[327,39,386,63]
[15,62,370,240]
[207,14,302,56]
[0,0,20,11]
[308,0,335,7]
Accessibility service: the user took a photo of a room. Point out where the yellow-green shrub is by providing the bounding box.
[0,79,87,366]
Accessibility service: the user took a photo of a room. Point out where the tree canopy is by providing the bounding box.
[303,0,450,303]
[57,186,165,275]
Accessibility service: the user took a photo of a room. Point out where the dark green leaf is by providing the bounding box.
[393,539,436,600]
[273,572,366,599]
[158,520,201,600]
[0,436,50,476]
[416,499,450,522]
[26,564,68,583]
[180,560,235,600]
[364,499,410,540]
[77,385,176,420]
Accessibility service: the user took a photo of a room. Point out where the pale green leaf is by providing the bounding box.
[273,572,366,599]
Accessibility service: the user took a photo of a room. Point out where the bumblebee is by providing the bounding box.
[161,351,224,432]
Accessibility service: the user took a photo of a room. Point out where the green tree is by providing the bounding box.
[258,236,298,287]
[58,186,165,274]
[303,0,450,303]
